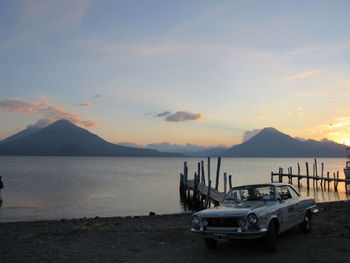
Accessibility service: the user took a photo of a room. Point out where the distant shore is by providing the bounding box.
[1,201,350,263]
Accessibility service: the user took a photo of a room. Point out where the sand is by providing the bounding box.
[1,201,350,263]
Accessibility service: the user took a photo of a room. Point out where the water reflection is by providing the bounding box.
[0,156,349,222]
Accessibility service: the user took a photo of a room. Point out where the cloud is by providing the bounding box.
[242,129,261,142]
[165,111,202,122]
[285,70,321,81]
[26,118,54,129]
[77,103,92,107]
[0,99,96,127]
[301,116,350,145]
[155,111,171,117]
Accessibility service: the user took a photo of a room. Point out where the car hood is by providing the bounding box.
[195,201,269,217]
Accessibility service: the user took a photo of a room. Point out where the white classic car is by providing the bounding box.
[191,183,318,251]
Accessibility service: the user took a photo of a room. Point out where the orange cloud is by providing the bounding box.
[285,69,321,81]
[0,99,96,127]
[77,103,93,107]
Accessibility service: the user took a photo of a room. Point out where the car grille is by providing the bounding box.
[206,217,239,227]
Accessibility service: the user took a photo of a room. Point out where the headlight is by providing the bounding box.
[192,216,200,226]
[238,217,246,227]
[247,213,258,225]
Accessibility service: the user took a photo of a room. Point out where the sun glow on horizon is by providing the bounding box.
[331,137,350,146]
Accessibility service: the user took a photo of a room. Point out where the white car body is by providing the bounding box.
[191,183,318,242]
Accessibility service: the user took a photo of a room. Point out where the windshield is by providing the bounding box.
[224,185,275,202]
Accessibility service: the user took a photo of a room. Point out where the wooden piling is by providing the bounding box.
[297,163,301,188]
[335,171,339,191]
[179,173,184,193]
[205,180,212,208]
[197,162,200,183]
[327,172,330,190]
[224,172,227,195]
[207,157,211,187]
[215,157,221,190]
[271,172,273,183]
[279,168,283,182]
[229,175,232,190]
[306,162,310,191]
[200,160,206,185]
[315,159,318,177]
[321,163,324,189]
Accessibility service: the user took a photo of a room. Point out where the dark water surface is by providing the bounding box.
[0,157,348,222]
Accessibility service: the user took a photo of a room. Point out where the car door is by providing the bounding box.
[287,185,304,224]
[275,186,296,231]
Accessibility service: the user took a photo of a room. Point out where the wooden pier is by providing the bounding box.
[180,157,350,210]
[179,157,230,209]
[271,159,350,194]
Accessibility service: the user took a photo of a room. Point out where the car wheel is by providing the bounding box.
[299,212,312,233]
[204,238,217,249]
[264,221,278,252]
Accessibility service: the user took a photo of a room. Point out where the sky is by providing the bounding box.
[1,0,350,146]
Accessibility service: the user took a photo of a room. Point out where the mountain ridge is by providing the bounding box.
[0,120,182,157]
[222,127,347,157]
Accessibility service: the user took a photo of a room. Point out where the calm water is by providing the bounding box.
[0,157,348,222]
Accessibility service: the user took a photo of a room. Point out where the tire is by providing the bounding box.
[204,238,217,249]
[264,221,278,252]
[299,212,312,233]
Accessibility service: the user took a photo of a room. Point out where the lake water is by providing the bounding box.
[0,157,348,222]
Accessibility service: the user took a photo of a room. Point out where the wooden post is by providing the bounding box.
[271,172,273,183]
[306,162,310,191]
[197,162,200,184]
[315,159,318,177]
[207,157,211,187]
[312,163,316,188]
[229,175,232,190]
[201,160,206,185]
[280,168,283,183]
[206,180,212,208]
[335,171,339,191]
[314,159,318,188]
[215,157,221,190]
[297,163,301,188]
[333,172,337,191]
[327,172,330,190]
[184,162,188,188]
[290,167,293,184]
[224,172,227,195]
[179,173,184,194]
[194,172,199,199]
[321,163,324,189]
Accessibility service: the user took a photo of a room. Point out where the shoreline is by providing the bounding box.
[1,201,350,262]
[1,199,349,224]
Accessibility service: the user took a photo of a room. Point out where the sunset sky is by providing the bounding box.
[1,0,350,146]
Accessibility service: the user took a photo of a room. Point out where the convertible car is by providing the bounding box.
[191,183,318,251]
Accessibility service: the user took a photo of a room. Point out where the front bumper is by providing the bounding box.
[191,226,268,240]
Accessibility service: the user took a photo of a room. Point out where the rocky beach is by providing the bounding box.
[1,201,350,263]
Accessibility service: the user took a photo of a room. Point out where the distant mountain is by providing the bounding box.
[0,126,41,145]
[222,127,347,157]
[118,142,229,156]
[0,120,182,157]
[190,147,229,157]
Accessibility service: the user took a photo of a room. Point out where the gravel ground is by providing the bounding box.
[1,201,350,263]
